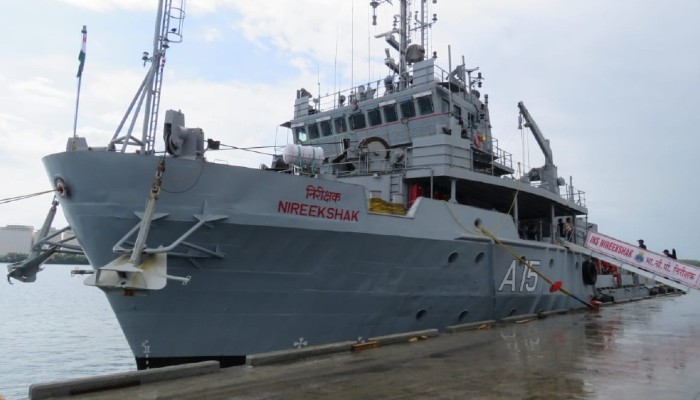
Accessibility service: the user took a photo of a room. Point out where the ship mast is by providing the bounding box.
[399,0,408,85]
[372,0,437,90]
[108,0,185,154]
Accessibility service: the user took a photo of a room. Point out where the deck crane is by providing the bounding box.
[517,101,565,194]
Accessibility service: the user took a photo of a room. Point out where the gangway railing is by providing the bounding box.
[563,232,699,292]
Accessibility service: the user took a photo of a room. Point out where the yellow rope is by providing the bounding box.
[442,186,519,236]
[0,189,57,205]
[368,198,406,215]
[492,188,519,232]
[442,200,479,235]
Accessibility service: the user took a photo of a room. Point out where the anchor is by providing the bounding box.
[86,159,226,291]
[6,199,81,283]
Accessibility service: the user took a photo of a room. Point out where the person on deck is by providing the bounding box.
[564,217,574,241]
[638,239,647,249]
[557,218,565,239]
[663,249,678,260]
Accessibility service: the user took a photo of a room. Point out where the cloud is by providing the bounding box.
[53,0,156,12]
[51,0,239,14]
[202,27,224,43]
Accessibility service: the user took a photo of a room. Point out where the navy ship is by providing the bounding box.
[21,0,685,369]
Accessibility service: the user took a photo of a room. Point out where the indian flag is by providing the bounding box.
[76,25,87,78]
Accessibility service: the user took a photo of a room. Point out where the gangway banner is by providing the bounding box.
[585,232,700,288]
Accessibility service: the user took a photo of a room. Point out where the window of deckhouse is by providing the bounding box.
[320,119,333,137]
[417,95,434,115]
[294,126,307,142]
[382,104,398,123]
[368,108,382,126]
[307,123,320,140]
[349,112,367,130]
[334,116,347,134]
[468,112,477,128]
[400,100,416,119]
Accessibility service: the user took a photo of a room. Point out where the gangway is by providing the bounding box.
[561,232,698,293]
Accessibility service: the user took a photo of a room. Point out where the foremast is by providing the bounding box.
[108,0,185,154]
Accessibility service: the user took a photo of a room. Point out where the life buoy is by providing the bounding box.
[473,132,483,148]
[582,260,597,285]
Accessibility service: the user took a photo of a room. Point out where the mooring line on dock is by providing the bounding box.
[477,224,599,310]
[0,189,57,204]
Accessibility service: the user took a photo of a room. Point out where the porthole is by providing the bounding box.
[416,309,427,320]
[475,252,485,263]
[508,308,517,316]
[474,218,482,228]
[458,310,469,321]
[448,252,458,263]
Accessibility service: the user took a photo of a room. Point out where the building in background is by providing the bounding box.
[60,230,81,248]
[0,225,34,256]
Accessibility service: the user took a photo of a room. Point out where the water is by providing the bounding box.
[0,263,133,400]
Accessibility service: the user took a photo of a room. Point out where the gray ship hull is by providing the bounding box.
[43,150,617,368]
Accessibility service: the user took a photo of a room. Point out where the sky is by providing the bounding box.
[1,0,698,259]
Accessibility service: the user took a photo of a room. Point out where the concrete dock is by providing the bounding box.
[30,291,700,399]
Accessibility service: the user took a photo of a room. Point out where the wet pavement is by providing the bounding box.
[50,291,700,399]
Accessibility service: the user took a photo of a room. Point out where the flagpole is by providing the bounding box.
[73,25,87,147]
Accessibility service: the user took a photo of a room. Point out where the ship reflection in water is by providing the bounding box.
[492,292,700,399]
[575,292,700,399]
[66,292,700,399]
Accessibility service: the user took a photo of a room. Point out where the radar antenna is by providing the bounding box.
[371,0,437,90]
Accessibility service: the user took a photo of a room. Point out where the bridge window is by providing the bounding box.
[307,123,320,140]
[368,108,382,126]
[400,100,416,119]
[417,95,434,115]
[382,104,398,123]
[453,105,462,118]
[319,119,333,137]
[468,112,477,128]
[334,116,347,134]
[294,126,307,142]
[349,112,367,130]
[441,98,449,113]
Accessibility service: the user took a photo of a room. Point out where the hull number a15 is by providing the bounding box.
[498,259,539,292]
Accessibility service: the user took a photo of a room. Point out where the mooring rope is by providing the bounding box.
[492,188,519,232]
[477,223,598,310]
[0,189,57,205]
